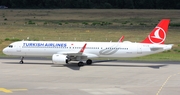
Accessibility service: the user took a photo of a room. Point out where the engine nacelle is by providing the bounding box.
[52,54,67,64]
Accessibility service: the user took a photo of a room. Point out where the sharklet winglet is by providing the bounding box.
[79,43,87,53]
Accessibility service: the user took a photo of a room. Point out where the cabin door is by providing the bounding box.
[137,45,142,54]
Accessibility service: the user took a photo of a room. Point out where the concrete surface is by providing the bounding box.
[0,58,180,95]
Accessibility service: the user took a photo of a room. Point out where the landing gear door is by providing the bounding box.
[137,45,142,54]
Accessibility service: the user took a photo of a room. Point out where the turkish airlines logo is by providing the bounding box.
[148,27,166,44]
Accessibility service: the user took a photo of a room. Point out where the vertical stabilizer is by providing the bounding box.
[141,19,170,44]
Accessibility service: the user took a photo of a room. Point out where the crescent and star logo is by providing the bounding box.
[148,27,166,44]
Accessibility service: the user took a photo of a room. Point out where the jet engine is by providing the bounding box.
[52,54,67,64]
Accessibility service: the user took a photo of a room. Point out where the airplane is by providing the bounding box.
[3,19,173,67]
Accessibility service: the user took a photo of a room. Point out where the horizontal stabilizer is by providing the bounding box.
[150,47,163,51]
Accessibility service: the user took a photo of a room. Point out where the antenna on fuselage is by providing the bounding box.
[27,37,29,40]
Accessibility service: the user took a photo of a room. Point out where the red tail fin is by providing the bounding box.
[141,19,170,44]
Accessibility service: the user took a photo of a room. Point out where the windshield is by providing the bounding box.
[8,45,13,48]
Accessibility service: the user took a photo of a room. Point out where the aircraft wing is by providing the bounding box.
[58,52,98,58]
[57,43,86,56]
[57,43,98,58]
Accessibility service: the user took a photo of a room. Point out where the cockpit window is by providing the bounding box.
[8,45,13,48]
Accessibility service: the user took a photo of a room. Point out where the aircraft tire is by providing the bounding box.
[19,61,24,64]
[86,59,92,65]
[78,62,84,67]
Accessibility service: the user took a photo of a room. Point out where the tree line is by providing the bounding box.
[0,0,180,9]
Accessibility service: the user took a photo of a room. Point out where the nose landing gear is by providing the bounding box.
[19,57,24,64]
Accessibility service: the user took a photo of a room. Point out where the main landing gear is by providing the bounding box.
[19,56,24,64]
[86,59,92,65]
[78,61,84,67]
[77,59,92,67]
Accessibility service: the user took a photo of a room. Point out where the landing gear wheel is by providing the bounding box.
[86,59,92,65]
[19,61,24,64]
[78,62,84,67]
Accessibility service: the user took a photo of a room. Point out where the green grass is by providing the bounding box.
[0,9,180,61]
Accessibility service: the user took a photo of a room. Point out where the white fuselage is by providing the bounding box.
[3,41,172,58]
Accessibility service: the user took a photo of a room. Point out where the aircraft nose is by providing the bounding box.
[2,48,8,54]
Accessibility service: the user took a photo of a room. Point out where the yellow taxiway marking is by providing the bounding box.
[0,88,27,93]
[0,88,13,93]
[9,89,27,91]
[156,72,180,95]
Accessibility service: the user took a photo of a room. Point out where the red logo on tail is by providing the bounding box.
[141,19,170,44]
[148,27,166,44]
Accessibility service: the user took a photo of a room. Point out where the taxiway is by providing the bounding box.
[0,58,180,95]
